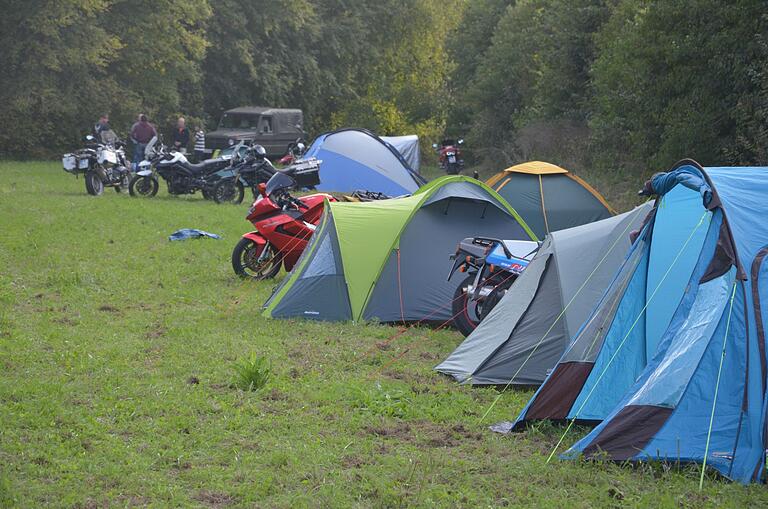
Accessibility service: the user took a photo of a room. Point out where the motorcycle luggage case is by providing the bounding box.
[62,153,90,173]
[290,159,321,189]
[62,154,77,173]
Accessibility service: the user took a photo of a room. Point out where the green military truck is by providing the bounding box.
[206,106,304,159]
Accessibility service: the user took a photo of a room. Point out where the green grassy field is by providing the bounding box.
[0,162,765,508]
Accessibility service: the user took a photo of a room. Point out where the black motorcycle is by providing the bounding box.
[62,135,131,195]
[128,140,231,198]
[211,144,278,204]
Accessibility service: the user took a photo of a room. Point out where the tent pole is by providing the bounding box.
[538,175,550,234]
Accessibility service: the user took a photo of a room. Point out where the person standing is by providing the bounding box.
[93,114,118,145]
[94,114,110,138]
[193,125,206,162]
[172,117,190,154]
[130,114,157,168]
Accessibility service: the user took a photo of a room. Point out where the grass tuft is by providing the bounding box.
[233,353,271,392]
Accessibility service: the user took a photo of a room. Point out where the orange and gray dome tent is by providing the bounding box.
[487,161,615,237]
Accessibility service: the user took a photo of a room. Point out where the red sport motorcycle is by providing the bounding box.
[433,138,465,175]
[231,158,336,280]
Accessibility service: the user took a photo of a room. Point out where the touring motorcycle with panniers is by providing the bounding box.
[62,135,131,195]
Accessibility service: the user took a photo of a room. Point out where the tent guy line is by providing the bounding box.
[477,204,651,423]
[700,279,738,490]
[546,211,710,463]
[364,268,524,379]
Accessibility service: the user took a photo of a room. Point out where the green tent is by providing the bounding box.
[263,176,536,322]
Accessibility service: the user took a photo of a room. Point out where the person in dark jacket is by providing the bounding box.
[94,114,110,137]
[172,117,190,154]
[93,114,118,145]
[130,114,157,167]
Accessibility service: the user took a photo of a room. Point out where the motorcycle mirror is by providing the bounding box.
[457,139,464,145]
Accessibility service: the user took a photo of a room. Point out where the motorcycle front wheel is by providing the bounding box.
[85,171,104,196]
[128,175,159,197]
[451,274,482,337]
[213,179,245,205]
[231,238,281,280]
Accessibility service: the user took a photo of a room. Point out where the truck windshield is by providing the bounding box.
[218,113,260,130]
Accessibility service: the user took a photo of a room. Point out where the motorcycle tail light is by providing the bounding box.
[459,265,466,273]
[489,265,495,273]
[465,255,471,263]
[257,183,267,197]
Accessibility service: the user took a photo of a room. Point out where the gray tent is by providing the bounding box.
[381,135,421,173]
[435,203,652,386]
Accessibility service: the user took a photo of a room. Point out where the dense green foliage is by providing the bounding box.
[0,0,767,176]
[455,0,768,175]
[0,0,460,159]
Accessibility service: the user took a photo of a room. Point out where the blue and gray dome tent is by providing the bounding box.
[305,128,426,195]
[509,160,768,484]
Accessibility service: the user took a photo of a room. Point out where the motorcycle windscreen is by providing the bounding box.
[265,171,296,197]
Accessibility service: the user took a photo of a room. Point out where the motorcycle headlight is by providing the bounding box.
[228,139,235,146]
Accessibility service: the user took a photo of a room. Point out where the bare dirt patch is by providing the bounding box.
[341,454,369,469]
[361,420,484,448]
[145,324,167,339]
[192,490,236,507]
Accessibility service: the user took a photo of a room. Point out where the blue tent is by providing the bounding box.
[305,128,425,195]
[510,160,768,484]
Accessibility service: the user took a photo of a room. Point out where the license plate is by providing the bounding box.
[78,159,90,169]
[448,155,456,163]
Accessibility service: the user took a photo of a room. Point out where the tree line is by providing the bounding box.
[1,0,766,185]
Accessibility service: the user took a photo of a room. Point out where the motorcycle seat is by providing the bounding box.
[179,159,222,174]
